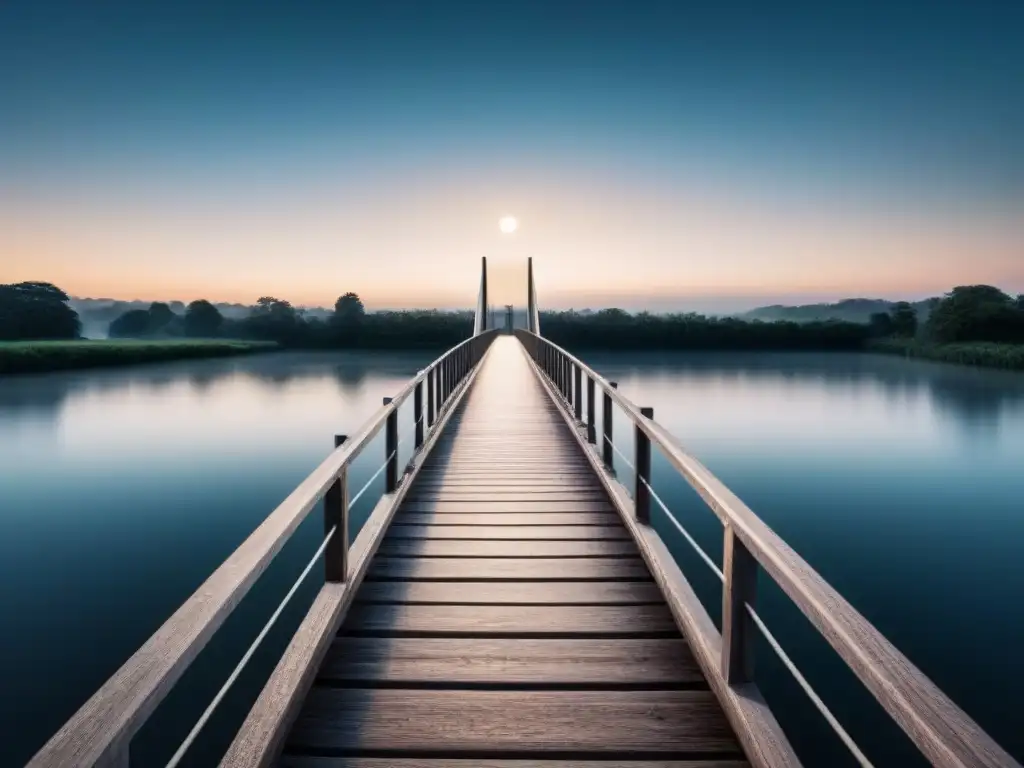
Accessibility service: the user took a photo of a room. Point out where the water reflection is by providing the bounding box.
[583,351,1024,439]
[0,351,428,424]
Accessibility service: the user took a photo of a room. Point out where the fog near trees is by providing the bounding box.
[4,283,1024,360]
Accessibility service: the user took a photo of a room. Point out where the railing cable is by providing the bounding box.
[348,411,424,508]
[606,436,637,473]
[633,459,870,765]
[745,604,876,767]
[167,407,431,767]
[166,525,339,768]
[565,373,873,767]
[640,472,725,582]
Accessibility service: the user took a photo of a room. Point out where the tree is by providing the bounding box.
[245,296,300,342]
[148,302,175,331]
[868,312,894,337]
[1017,295,1024,311]
[107,301,181,337]
[925,285,1024,343]
[184,300,224,337]
[333,292,365,324]
[0,281,81,340]
[108,309,152,337]
[889,302,918,337]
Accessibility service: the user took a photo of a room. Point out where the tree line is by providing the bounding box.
[539,308,871,350]
[539,287,1024,351]
[107,293,474,349]
[866,286,1024,344]
[3,280,1024,354]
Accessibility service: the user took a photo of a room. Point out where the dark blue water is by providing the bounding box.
[1,350,1022,766]
[587,351,1024,766]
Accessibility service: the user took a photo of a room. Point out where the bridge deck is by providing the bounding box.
[279,337,748,766]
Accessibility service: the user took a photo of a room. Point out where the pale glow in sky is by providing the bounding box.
[2,169,1021,310]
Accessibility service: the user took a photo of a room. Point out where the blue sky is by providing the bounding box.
[2,0,1022,310]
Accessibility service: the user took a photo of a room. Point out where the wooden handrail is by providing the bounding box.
[514,329,1020,768]
[29,329,500,768]
[219,338,492,768]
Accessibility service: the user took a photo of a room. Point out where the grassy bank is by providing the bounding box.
[0,339,279,374]
[868,338,1024,370]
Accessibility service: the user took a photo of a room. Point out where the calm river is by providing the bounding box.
[2,349,1023,766]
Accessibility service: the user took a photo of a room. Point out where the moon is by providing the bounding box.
[499,216,518,234]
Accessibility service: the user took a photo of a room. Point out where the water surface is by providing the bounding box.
[2,349,1023,765]
[590,351,1024,766]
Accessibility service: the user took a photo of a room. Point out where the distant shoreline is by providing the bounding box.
[867,339,1024,371]
[4,337,1023,376]
[0,339,280,375]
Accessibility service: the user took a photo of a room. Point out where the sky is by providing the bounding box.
[1,0,1022,312]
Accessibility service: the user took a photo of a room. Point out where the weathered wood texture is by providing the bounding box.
[385,524,630,539]
[278,337,745,767]
[288,689,740,755]
[355,581,664,604]
[367,556,652,581]
[281,759,750,768]
[320,637,704,684]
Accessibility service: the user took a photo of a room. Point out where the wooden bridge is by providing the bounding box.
[30,259,1021,767]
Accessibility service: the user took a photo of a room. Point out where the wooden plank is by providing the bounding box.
[405,492,610,502]
[415,469,598,475]
[377,539,638,558]
[399,501,615,513]
[422,456,588,462]
[355,581,665,605]
[412,480,602,488]
[367,557,652,581]
[386,525,629,540]
[319,637,703,685]
[396,512,621,526]
[287,689,740,755]
[415,470,597,477]
[281,759,750,767]
[343,603,677,635]
[421,462,594,470]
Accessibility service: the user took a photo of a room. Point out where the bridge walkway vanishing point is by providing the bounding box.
[28,257,1023,768]
[277,336,746,765]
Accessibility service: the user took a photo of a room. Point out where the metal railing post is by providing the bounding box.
[414,381,424,449]
[384,397,398,492]
[602,382,617,466]
[722,525,757,684]
[573,364,582,421]
[635,408,653,523]
[324,435,348,582]
[427,368,435,428]
[586,376,596,443]
[439,359,445,405]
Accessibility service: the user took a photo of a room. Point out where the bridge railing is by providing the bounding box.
[515,328,1019,768]
[30,329,500,768]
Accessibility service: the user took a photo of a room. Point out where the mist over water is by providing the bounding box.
[1,350,1023,765]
